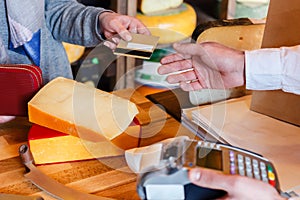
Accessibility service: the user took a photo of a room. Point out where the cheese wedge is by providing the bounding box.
[195,22,265,50]
[28,77,139,142]
[136,3,196,44]
[125,136,190,173]
[125,143,163,173]
[62,42,85,63]
[29,121,140,164]
[138,0,183,15]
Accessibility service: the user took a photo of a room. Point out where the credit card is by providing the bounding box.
[114,33,159,59]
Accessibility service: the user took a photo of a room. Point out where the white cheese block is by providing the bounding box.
[125,136,190,173]
[138,0,183,15]
[125,143,163,173]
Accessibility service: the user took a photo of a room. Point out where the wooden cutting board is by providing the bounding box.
[0,88,195,200]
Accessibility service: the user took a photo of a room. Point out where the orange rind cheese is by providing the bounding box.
[197,24,265,50]
[62,42,85,63]
[28,77,139,142]
[29,120,140,164]
[136,3,197,44]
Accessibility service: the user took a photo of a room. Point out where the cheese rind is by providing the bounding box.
[29,122,140,164]
[197,24,265,50]
[28,77,139,141]
[62,42,85,63]
[136,3,196,44]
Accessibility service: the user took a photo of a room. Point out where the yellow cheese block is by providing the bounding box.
[196,23,265,50]
[62,42,85,63]
[29,122,140,164]
[28,77,139,142]
[138,0,183,15]
[136,3,196,44]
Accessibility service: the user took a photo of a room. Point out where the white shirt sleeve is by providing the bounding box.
[245,45,300,95]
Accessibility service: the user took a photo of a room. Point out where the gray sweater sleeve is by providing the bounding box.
[45,0,110,47]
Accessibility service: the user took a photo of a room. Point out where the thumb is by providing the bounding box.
[189,168,232,191]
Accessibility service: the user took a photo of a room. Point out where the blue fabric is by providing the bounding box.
[0,0,108,83]
[9,30,41,66]
[23,30,41,66]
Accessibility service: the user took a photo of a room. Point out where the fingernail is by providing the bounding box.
[157,66,165,74]
[189,169,201,181]
[167,76,175,83]
[104,41,114,50]
[173,43,180,49]
[112,37,118,43]
[125,34,132,41]
[104,41,110,47]
[157,68,162,75]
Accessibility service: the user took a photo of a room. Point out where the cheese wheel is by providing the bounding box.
[136,3,197,44]
[197,24,265,50]
[28,77,139,142]
[138,0,183,15]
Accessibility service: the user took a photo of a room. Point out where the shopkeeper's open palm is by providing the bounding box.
[158,42,245,91]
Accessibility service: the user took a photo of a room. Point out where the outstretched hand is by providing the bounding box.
[158,42,245,91]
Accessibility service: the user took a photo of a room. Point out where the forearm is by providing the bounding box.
[45,0,110,47]
[245,45,300,95]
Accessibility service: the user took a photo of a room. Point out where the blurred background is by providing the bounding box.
[68,0,269,93]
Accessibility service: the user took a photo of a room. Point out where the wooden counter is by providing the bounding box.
[0,89,195,200]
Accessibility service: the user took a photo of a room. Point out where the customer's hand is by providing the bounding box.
[0,116,15,124]
[189,167,285,200]
[158,42,245,91]
[99,12,150,49]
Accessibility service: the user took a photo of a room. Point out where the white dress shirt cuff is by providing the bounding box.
[245,48,282,91]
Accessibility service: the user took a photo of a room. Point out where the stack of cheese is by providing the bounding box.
[27,77,141,164]
[136,0,197,44]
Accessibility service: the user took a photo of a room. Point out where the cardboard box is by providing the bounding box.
[250,0,300,126]
[251,90,300,126]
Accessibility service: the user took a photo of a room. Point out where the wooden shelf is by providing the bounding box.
[113,0,138,90]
